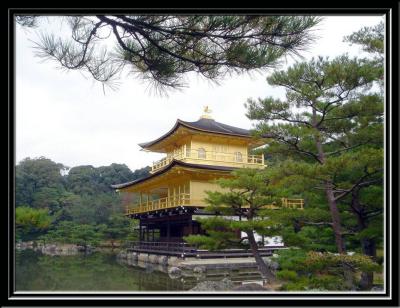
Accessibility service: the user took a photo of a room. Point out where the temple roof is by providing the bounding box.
[138,118,255,149]
[111,159,235,190]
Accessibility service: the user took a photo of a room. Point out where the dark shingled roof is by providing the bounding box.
[139,118,255,149]
[181,118,251,135]
[111,159,236,190]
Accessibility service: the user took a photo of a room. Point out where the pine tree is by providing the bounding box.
[185,168,281,282]
[246,22,384,289]
[17,15,320,91]
[246,54,382,254]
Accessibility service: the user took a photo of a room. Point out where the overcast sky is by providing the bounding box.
[15,15,383,172]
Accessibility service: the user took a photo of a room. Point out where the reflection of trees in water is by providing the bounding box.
[15,250,187,291]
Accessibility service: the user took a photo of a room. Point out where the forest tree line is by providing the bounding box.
[15,157,150,248]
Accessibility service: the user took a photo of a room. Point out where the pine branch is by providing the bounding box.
[333,170,383,202]
[303,221,333,226]
[364,208,383,218]
[325,142,371,157]
[268,132,322,164]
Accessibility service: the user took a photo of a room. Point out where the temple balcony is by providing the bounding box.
[150,147,265,174]
[125,193,199,215]
[125,194,304,215]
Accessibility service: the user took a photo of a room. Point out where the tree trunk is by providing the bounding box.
[325,183,346,253]
[360,272,374,290]
[246,230,275,282]
[311,110,346,254]
[358,238,376,289]
[350,191,376,290]
[293,220,302,233]
[84,243,89,255]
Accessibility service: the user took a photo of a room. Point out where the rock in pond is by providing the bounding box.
[190,278,234,291]
[193,266,206,274]
[159,256,168,266]
[168,266,182,279]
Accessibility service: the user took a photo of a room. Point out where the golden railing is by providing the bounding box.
[262,198,304,210]
[125,193,193,215]
[151,148,264,173]
[125,195,303,215]
[152,156,173,171]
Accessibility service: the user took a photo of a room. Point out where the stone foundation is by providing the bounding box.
[116,249,277,281]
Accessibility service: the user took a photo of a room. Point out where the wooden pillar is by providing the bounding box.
[139,220,142,242]
[189,181,191,202]
[188,217,193,235]
[167,217,171,242]
[178,185,181,205]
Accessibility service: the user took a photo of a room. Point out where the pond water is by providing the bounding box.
[15,250,193,291]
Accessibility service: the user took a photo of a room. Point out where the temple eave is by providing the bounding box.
[111,160,236,190]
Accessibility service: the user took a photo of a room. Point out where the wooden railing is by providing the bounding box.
[282,198,304,209]
[129,241,196,254]
[262,198,304,210]
[151,148,264,173]
[125,193,193,215]
[125,241,282,257]
[125,195,304,215]
[152,156,173,171]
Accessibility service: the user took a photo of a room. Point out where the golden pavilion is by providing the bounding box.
[112,108,303,247]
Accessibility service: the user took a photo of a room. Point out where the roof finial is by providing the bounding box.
[200,105,213,119]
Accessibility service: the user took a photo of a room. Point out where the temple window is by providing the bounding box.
[198,148,206,159]
[234,151,243,162]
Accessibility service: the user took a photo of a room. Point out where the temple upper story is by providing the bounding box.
[140,108,267,173]
[112,108,304,218]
